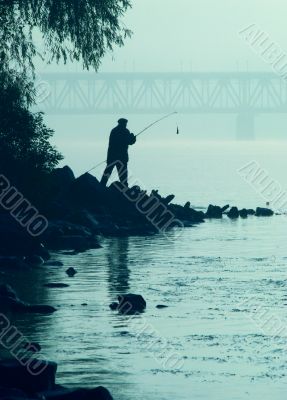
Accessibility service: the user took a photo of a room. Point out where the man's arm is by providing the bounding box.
[128,133,136,145]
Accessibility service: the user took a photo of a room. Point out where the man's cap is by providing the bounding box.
[118,118,128,124]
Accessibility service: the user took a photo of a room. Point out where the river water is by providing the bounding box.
[2,141,287,400]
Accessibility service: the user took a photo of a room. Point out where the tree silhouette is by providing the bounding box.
[0,0,132,73]
[0,70,63,203]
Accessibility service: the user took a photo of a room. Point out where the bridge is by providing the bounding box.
[38,72,287,139]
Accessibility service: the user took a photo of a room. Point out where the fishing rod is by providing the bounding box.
[135,111,177,137]
[84,111,178,175]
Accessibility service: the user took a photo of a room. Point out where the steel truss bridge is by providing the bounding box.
[39,72,287,139]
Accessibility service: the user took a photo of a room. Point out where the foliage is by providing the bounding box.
[0,0,132,73]
[0,70,63,202]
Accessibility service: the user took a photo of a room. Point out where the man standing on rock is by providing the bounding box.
[101,118,136,187]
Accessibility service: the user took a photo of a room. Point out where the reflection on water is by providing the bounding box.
[107,238,130,295]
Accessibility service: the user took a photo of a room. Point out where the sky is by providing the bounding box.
[48,0,287,73]
[41,0,287,156]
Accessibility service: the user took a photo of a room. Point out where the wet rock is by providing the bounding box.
[0,359,57,393]
[184,201,191,209]
[239,208,248,218]
[255,207,274,217]
[227,207,239,219]
[44,283,69,288]
[205,205,223,219]
[118,294,146,314]
[66,267,77,277]
[156,304,168,309]
[247,209,256,215]
[0,284,56,314]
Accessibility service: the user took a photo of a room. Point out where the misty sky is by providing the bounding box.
[39,0,287,73]
[47,0,287,73]
[42,0,287,160]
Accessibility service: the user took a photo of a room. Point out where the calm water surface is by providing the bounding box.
[2,141,287,400]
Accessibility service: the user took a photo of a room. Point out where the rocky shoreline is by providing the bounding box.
[0,165,275,398]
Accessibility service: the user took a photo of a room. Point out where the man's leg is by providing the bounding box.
[101,163,114,186]
[117,162,128,187]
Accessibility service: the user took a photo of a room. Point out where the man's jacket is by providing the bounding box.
[107,126,136,164]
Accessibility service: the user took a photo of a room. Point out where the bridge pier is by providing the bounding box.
[236,112,255,140]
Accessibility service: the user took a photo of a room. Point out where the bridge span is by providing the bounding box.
[39,72,287,139]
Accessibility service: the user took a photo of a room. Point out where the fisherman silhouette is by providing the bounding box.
[101,118,136,187]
